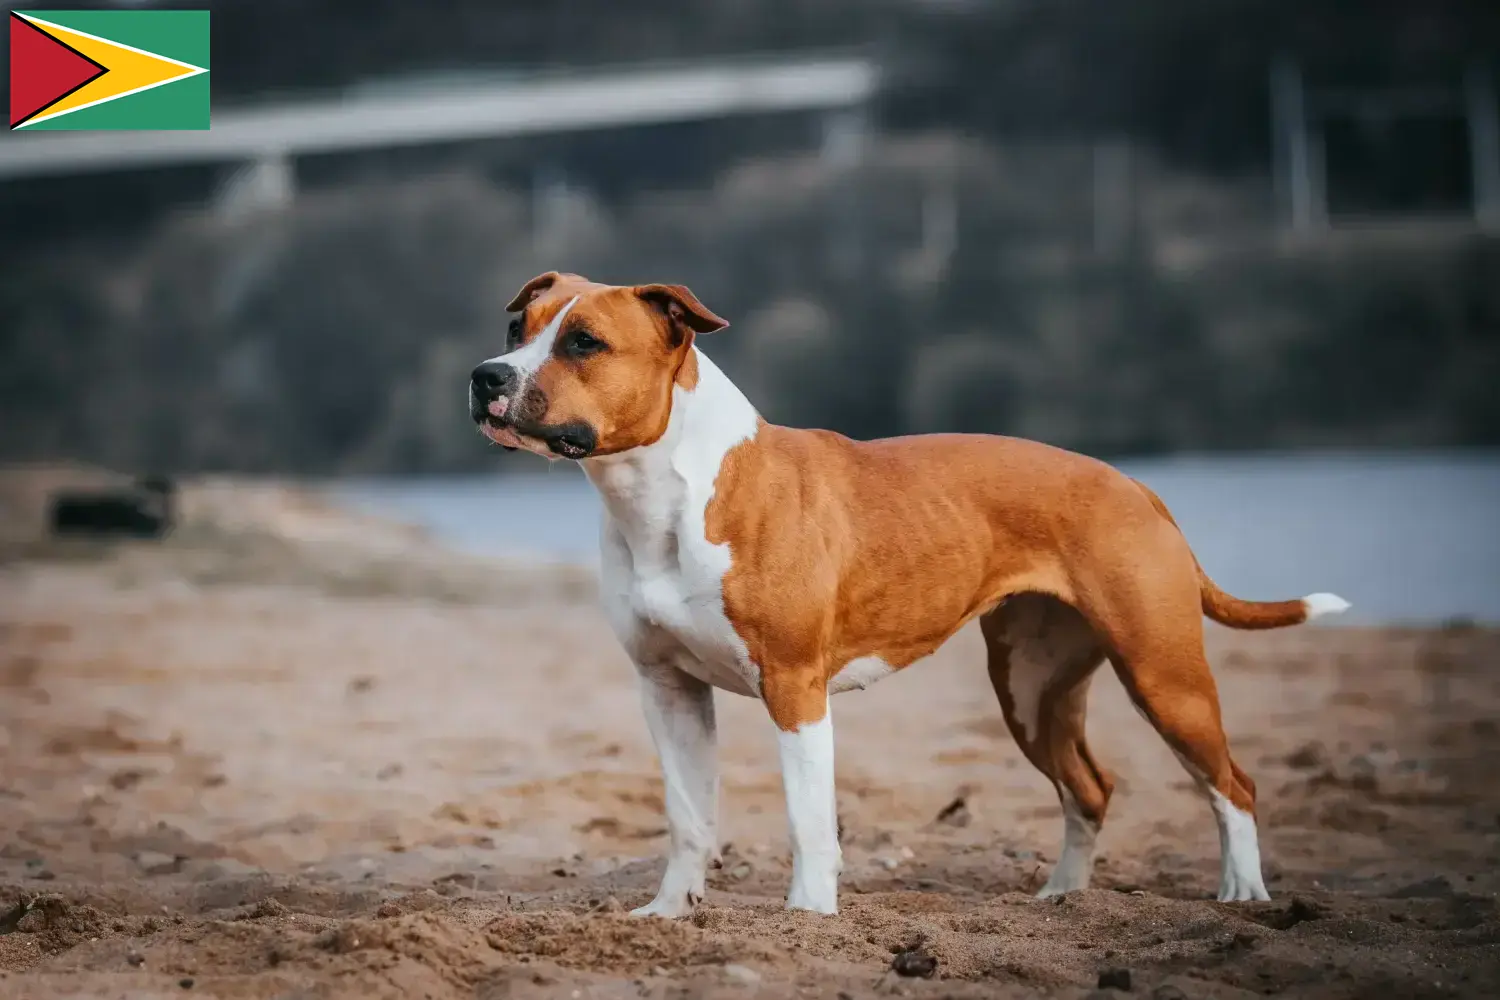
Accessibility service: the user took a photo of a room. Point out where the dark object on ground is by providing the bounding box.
[49,475,177,539]
[891,947,938,978]
[1264,897,1327,929]
[1098,967,1133,990]
[934,790,972,827]
[0,895,36,934]
[1390,876,1455,899]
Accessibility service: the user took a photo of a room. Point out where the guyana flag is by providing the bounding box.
[9,9,208,130]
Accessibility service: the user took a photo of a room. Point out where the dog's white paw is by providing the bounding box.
[1035,857,1093,898]
[1216,875,1270,902]
[630,890,701,919]
[785,857,840,914]
[784,892,838,915]
[1035,877,1088,899]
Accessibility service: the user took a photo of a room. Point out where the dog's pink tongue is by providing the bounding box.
[487,398,509,418]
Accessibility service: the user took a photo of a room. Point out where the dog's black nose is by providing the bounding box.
[471,361,518,399]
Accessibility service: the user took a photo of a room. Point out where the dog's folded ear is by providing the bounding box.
[636,284,730,343]
[506,271,564,312]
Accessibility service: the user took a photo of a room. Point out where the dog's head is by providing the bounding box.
[469,272,728,460]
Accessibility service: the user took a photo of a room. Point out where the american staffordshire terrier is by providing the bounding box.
[468,271,1349,916]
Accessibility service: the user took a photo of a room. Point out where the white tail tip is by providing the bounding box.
[1302,592,1351,620]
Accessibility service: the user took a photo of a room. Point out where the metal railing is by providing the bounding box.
[0,52,880,180]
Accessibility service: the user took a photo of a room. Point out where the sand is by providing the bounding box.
[1,471,1498,998]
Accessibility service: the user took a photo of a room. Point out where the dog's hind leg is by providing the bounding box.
[981,595,1112,897]
[1108,636,1269,901]
[1090,565,1269,902]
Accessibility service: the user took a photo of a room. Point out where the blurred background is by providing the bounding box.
[2,0,1498,621]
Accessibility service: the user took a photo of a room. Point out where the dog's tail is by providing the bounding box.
[1131,478,1350,630]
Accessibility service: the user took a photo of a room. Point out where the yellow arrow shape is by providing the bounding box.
[18,14,206,127]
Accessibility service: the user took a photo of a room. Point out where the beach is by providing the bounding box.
[2,469,1498,999]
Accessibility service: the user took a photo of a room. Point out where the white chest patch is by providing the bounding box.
[589,350,764,698]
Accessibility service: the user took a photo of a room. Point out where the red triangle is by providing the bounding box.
[9,13,108,128]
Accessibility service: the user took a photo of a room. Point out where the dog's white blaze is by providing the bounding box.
[629,666,718,918]
[1036,786,1099,898]
[470,295,584,459]
[829,655,895,693]
[778,706,841,914]
[481,294,581,378]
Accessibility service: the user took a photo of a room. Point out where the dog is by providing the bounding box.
[468,271,1350,917]
[49,474,176,540]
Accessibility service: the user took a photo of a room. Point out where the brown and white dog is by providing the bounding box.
[468,271,1350,917]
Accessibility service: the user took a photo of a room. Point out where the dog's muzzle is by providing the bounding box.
[471,361,518,413]
[470,361,522,450]
[468,360,596,459]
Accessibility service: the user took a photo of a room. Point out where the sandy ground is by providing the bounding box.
[2,470,1499,999]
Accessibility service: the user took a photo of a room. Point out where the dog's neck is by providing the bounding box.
[582,347,759,558]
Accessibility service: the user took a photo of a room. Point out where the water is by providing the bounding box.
[336,450,1500,625]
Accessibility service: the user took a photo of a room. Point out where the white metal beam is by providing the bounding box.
[0,55,878,180]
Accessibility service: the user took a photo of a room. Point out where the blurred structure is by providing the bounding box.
[0,54,879,220]
[1271,55,1500,231]
[1,0,1497,474]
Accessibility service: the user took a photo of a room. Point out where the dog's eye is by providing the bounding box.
[506,317,522,349]
[564,329,607,357]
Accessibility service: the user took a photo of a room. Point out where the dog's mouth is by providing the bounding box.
[478,417,525,453]
[475,398,594,460]
[475,398,523,453]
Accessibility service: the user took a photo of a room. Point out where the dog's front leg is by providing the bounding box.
[764,674,841,914]
[631,662,718,918]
